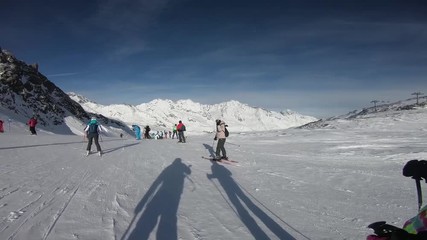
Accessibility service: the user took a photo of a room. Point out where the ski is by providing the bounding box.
[222,158,238,163]
[202,156,238,163]
[202,156,239,165]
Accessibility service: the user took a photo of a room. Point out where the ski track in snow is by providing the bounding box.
[2,148,97,240]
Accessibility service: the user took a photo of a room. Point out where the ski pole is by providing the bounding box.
[185,174,196,192]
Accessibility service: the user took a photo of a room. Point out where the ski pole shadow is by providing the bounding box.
[203,143,216,157]
[102,142,141,154]
[207,161,296,240]
[121,158,192,240]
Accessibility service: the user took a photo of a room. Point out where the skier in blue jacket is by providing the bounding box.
[84,117,102,156]
[132,125,141,140]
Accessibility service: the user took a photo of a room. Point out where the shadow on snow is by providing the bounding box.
[121,158,191,240]
[204,143,297,240]
[203,143,216,157]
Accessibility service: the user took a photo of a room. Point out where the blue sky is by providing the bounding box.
[1,0,427,118]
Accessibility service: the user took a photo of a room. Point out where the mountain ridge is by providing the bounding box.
[299,96,427,130]
[68,92,317,133]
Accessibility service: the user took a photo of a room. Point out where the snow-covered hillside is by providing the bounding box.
[69,93,317,134]
[0,49,132,136]
[0,100,426,240]
[300,96,427,130]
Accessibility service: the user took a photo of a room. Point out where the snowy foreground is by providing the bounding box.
[1,110,427,240]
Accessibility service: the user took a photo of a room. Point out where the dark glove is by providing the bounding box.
[214,137,217,140]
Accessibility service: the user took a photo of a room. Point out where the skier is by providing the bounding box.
[0,119,3,133]
[144,125,151,139]
[84,117,102,156]
[132,125,141,140]
[214,119,227,160]
[177,120,186,143]
[172,124,177,139]
[27,116,38,135]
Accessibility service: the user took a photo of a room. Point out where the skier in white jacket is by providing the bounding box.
[214,119,227,160]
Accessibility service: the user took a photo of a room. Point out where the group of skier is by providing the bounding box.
[141,121,186,142]
[129,121,186,141]
[130,120,188,142]
[19,115,228,160]
[83,117,229,160]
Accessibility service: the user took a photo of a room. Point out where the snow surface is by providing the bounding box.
[1,108,427,240]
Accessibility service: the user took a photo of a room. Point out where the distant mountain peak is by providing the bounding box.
[68,92,96,104]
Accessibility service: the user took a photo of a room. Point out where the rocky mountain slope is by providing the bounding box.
[0,49,131,135]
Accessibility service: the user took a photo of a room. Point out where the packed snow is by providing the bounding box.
[0,107,427,240]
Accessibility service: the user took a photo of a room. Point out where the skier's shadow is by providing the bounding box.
[121,158,192,240]
[207,162,296,240]
[203,143,216,157]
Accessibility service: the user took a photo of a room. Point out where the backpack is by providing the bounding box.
[88,123,98,134]
[181,125,186,131]
[225,127,229,137]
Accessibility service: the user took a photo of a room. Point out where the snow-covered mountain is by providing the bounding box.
[69,92,317,134]
[0,49,132,136]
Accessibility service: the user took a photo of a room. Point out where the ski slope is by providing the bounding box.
[0,108,427,239]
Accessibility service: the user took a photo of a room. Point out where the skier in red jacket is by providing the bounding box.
[176,120,186,143]
[27,116,38,135]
